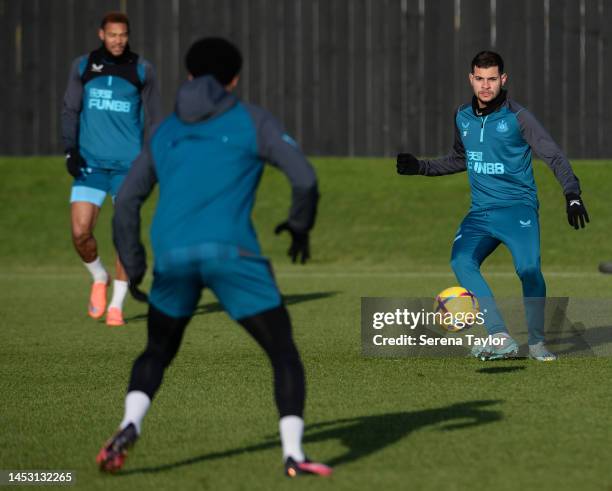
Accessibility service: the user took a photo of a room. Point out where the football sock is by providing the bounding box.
[109,280,128,310]
[128,305,190,399]
[239,306,306,418]
[120,390,151,434]
[84,257,108,284]
[279,415,305,462]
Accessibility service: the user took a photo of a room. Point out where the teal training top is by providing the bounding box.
[418,94,581,211]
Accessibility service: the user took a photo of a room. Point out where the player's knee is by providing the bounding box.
[71,227,93,247]
[516,264,542,282]
[450,255,479,276]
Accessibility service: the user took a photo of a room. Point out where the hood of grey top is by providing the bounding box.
[175,75,237,123]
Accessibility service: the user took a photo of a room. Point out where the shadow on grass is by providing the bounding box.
[117,399,503,476]
[124,291,339,323]
[476,366,526,374]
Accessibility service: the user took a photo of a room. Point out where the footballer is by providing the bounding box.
[96,38,332,478]
[61,12,161,326]
[396,51,589,361]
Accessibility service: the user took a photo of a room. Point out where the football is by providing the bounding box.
[433,286,480,332]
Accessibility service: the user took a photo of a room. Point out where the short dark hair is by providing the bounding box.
[100,11,130,30]
[185,37,243,86]
[471,51,504,74]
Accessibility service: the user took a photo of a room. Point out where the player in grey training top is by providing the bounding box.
[397,51,589,361]
[61,11,161,327]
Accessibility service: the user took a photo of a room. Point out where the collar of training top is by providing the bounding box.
[471,89,507,117]
[95,43,137,65]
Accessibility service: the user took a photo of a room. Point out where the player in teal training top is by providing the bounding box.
[61,12,161,327]
[95,38,332,478]
[396,51,589,361]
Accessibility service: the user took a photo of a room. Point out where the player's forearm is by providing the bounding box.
[112,147,157,280]
[516,108,581,195]
[419,155,467,176]
[61,58,84,150]
[60,108,79,151]
[547,155,581,196]
[142,64,162,133]
[288,185,319,232]
[112,211,147,280]
[414,118,467,176]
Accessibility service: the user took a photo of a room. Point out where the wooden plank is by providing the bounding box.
[273,0,285,124]
[56,0,77,154]
[368,0,385,156]
[282,0,298,141]
[47,0,62,153]
[600,0,612,156]
[496,0,528,106]
[0,1,10,153]
[177,0,195,56]
[437,0,457,155]
[584,0,601,157]
[245,0,262,107]
[457,0,491,61]
[547,0,564,150]
[424,0,455,156]
[311,0,321,153]
[525,0,546,123]
[563,0,581,157]
[400,0,422,154]
[350,0,367,156]
[298,0,316,152]
[13,0,26,154]
[256,0,270,113]
[318,0,335,154]
[33,0,49,154]
[384,0,402,156]
[126,0,146,57]
[363,0,374,154]
[5,0,20,154]
[331,0,348,155]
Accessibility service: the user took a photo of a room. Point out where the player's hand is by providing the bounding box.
[128,273,149,303]
[565,193,589,229]
[65,148,85,178]
[396,153,421,175]
[274,221,310,264]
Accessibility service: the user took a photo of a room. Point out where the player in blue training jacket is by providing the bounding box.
[96,38,332,478]
[396,51,589,361]
[61,11,161,327]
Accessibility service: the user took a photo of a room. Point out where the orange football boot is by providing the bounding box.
[88,281,108,319]
[106,307,125,327]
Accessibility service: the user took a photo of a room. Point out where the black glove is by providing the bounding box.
[565,193,589,230]
[396,153,421,175]
[65,148,85,178]
[128,273,149,303]
[274,221,310,264]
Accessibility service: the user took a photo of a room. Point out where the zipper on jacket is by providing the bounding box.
[107,76,113,87]
[480,115,488,143]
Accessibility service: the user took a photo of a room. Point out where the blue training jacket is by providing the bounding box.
[112,76,319,280]
[417,92,581,211]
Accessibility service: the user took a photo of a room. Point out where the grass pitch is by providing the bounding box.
[0,157,611,490]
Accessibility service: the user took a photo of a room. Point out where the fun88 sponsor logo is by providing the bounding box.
[466,150,505,174]
[88,88,131,113]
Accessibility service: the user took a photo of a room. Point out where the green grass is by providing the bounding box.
[0,157,611,490]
